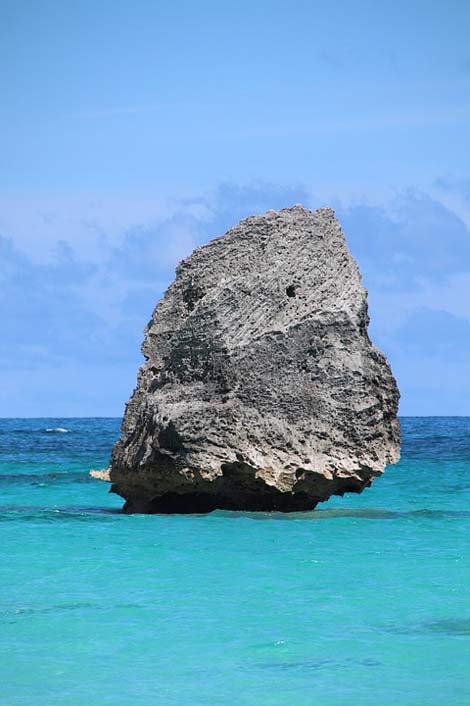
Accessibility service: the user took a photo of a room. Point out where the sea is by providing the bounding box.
[1,417,469,706]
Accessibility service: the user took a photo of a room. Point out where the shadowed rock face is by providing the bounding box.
[109,205,400,513]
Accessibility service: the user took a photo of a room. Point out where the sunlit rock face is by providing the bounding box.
[109,205,400,513]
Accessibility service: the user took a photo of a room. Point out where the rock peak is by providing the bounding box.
[108,206,400,513]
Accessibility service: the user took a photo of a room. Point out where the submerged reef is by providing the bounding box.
[104,205,400,513]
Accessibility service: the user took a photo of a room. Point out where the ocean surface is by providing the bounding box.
[1,417,469,706]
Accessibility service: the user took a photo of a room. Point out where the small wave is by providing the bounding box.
[0,472,93,486]
[0,505,122,522]
[44,428,71,433]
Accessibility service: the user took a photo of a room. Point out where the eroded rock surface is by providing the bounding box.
[109,205,400,513]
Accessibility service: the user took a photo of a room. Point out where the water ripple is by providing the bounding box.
[385,618,470,637]
[0,505,122,522]
[0,472,92,486]
[1,505,470,522]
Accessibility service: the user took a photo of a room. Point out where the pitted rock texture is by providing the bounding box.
[109,205,400,513]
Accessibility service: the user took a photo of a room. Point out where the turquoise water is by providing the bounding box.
[1,418,469,706]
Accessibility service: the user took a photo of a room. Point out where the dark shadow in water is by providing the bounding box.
[256,658,334,672]
[423,619,470,635]
[255,656,382,672]
[1,505,470,522]
[386,618,470,637]
[0,601,149,624]
[210,508,470,521]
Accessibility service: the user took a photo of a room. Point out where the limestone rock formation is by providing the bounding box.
[108,205,400,513]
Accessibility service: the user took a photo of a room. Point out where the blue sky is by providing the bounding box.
[1,0,470,416]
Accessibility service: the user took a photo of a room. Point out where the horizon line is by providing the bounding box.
[0,415,469,420]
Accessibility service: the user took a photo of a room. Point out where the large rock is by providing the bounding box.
[109,205,400,513]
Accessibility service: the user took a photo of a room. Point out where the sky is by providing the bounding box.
[1,0,470,416]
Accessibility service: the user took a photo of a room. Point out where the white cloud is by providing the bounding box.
[1,181,470,414]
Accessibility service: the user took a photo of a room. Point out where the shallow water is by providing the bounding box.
[1,417,469,706]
